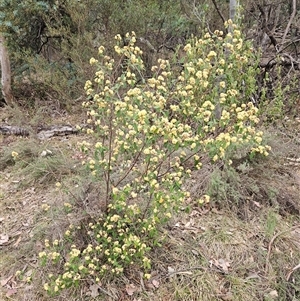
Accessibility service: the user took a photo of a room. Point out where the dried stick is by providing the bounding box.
[265,223,300,275]
[280,0,296,51]
[211,0,226,25]
[286,263,300,281]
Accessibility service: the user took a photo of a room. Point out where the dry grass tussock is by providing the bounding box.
[0,119,300,301]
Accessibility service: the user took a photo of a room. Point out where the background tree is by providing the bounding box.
[0,0,298,114]
[0,33,13,106]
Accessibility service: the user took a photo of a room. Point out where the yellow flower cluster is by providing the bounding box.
[41,203,50,212]
[198,195,210,205]
[11,151,18,159]
[41,23,271,295]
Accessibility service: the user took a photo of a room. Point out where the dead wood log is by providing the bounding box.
[0,125,29,136]
[36,125,78,140]
[0,125,79,139]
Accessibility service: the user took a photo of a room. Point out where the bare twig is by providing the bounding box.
[162,266,207,279]
[139,37,157,53]
[105,103,114,210]
[265,223,300,275]
[279,0,296,51]
[211,0,226,25]
[257,4,277,48]
[280,52,295,76]
[286,263,300,281]
[115,141,146,187]
[97,285,118,300]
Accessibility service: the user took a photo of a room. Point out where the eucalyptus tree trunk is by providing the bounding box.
[0,34,14,106]
[214,0,240,119]
[229,0,237,21]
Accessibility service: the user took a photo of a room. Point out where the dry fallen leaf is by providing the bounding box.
[6,288,17,297]
[0,234,9,246]
[184,221,192,228]
[13,236,22,248]
[209,258,231,274]
[152,279,160,288]
[144,281,155,290]
[168,266,175,274]
[125,284,137,296]
[191,249,199,256]
[267,290,278,299]
[89,284,100,298]
[1,275,13,287]
[246,273,261,280]
[252,201,261,208]
[219,292,233,301]
[25,269,33,277]
[218,258,230,274]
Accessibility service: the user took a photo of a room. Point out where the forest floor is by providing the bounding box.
[0,105,300,301]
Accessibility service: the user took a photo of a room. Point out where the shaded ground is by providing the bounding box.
[0,107,300,301]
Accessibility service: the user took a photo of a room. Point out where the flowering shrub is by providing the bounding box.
[40,22,270,294]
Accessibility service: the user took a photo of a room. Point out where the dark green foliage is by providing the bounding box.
[0,0,204,108]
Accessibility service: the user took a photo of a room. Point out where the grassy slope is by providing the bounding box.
[0,107,300,301]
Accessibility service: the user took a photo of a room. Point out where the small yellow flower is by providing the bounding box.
[184,43,192,52]
[112,187,119,194]
[42,204,50,212]
[64,202,72,209]
[131,192,137,198]
[15,270,21,276]
[219,59,225,65]
[213,154,218,162]
[53,239,59,246]
[11,151,18,159]
[39,251,47,258]
[203,195,210,203]
[165,212,172,218]
[55,182,61,188]
[98,46,105,54]
[44,283,49,291]
[114,34,122,41]
[207,51,217,59]
[219,81,226,89]
[89,57,98,65]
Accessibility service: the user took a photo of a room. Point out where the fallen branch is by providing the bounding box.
[36,125,78,140]
[286,263,300,281]
[0,124,79,139]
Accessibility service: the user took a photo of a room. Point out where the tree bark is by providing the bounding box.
[0,34,14,106]
[229,0,237,21]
